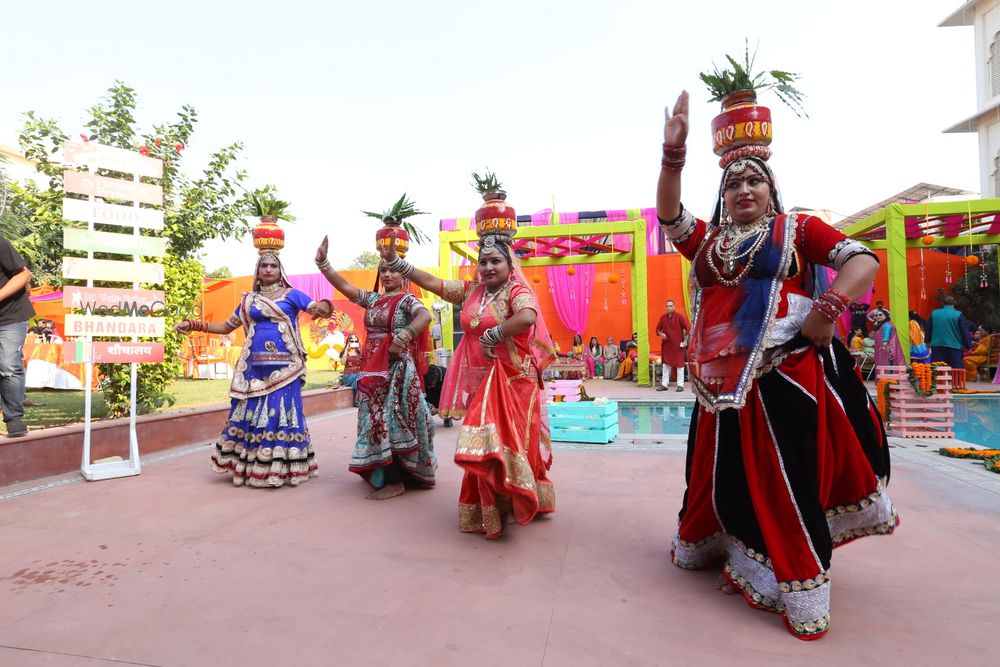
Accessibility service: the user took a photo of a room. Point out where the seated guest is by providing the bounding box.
[588,336,603,377]
[602,336,620,379]
[615,333,639,381]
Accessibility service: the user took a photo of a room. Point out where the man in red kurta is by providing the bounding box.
[656,299,689,392]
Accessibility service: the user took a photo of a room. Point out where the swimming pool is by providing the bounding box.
[616,396,1000,448]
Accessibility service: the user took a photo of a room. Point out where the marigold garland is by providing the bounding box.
[938,447,1000,459]
[876,378,896,422]
[986,456,1000,474]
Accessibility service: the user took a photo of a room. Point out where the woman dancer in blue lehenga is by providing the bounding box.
[176,251,332,488]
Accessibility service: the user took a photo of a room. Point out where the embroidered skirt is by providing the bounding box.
[672,339,897,640]
[351,355,437,488]
[211,379,317,488]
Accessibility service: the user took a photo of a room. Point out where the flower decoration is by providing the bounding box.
[139,145,150,157]
[921,235,934,246]
[966,255,980,267]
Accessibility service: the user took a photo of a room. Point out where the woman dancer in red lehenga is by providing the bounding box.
[377,227,556,539]
[657,91,897,640]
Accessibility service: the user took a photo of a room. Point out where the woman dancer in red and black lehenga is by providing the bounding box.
[656,91,897,640]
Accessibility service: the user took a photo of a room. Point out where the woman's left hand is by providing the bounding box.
[389,341,403,361]
[800,310,835,348]
[308,300,332,318]
[482,344,498,360]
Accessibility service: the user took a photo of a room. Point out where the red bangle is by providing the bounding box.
[822,288,850,308]
[811,301,839,323]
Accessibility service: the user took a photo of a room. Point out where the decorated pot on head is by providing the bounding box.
[475,189,517,239]
[365,194,424,259]
[472,169,517,240]
[252,216,285,255]
[711,89,773,168]
[375,216,411,258]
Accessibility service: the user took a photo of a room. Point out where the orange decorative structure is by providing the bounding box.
[966,254,980,267]
[921,235,935,246]
[475,190,517,238]
[711,90,773,165]
[375,219,410,258]
[252,216,285,255]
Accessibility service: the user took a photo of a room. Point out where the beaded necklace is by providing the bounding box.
[707,215,772,287]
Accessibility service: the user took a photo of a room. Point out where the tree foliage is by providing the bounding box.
[12,81,260,416]
[346,251,381,270]
[950,246,1000,331]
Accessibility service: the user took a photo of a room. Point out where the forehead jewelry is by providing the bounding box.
[480,234,498,256]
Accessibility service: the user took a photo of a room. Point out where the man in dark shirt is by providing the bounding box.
[0,236,35,437]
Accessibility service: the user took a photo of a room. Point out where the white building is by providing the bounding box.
[941,0,1000,196]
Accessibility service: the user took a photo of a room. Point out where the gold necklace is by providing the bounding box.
[258,282,283,295]
[707,215,771,287]
[470,283,507,328]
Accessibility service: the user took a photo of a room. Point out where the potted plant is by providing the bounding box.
[699,43,805,161]
[246,186,296,223]
[472,168,516,238]
[364,193,428,259]
[245,186,295,254]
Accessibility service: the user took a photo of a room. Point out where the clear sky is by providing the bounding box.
[0,0,980,274]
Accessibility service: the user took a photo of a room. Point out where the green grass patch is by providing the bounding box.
[10,371,343,435]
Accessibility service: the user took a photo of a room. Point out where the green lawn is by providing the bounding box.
[10,371,343,435]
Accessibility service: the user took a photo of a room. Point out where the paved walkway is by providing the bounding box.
[1,403,998,666]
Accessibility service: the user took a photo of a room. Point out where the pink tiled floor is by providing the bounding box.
[0,406,997,666]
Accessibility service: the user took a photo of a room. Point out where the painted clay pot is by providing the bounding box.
[475,190,517,239]
[252,216,285,254]
[375,217,410,258]
[711,90,773,157]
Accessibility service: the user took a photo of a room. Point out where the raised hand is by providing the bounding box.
[315,235,329,265]
[378,236,398,263]
[664,90,689,148]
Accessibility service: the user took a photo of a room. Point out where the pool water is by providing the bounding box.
[617,397,1000,448]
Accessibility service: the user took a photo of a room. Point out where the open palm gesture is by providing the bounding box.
[664,91,689,148]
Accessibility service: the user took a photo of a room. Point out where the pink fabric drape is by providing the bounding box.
[286,273,334,301]
[545,264,594,336]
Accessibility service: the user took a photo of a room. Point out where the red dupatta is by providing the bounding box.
[356,283,432,398]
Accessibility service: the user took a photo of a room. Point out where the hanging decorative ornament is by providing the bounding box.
[620,271,628,305]
[567,266,576,276]
[532,273,541,284]
[608,274,619,284]
[945,251,953,284]
[967,254,981,267]
[921,235,934,246]
[919,247,927,301]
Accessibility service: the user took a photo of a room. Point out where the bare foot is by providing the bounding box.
[714,575,737,595]
[366,483,405,501]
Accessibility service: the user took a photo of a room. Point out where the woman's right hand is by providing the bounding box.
[378,236,398,264]
[664,90,689,147]
[315,235,329,264]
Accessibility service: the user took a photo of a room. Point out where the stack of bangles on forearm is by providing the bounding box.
[316,258,335,278]
[183,319,208,333]
[393,326,416,349]
[661,143,686,173]
[479,325,505,348]
[384,256,415,279]
[811,288,850,323]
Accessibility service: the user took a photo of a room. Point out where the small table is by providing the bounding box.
[547,360,587,379]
